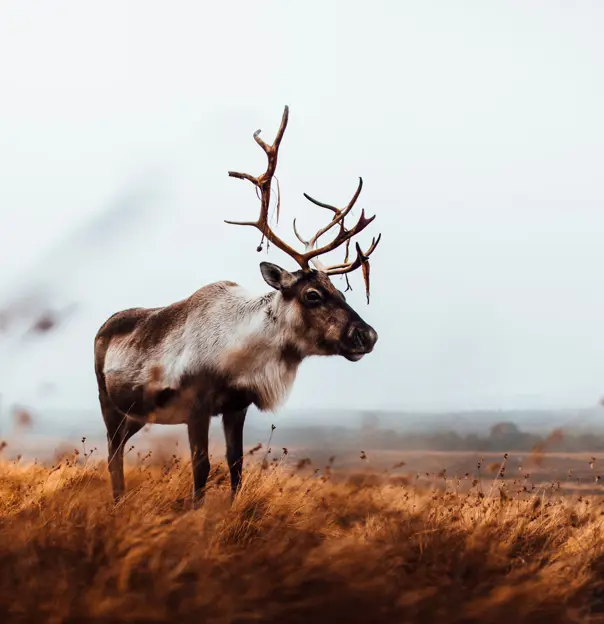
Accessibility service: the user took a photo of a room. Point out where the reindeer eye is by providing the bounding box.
[304,290,323,305]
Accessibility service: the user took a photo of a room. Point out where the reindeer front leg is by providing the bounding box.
[187,408,211,508]
[223,409,247,499]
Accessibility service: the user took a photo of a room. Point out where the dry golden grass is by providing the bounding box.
[2,446,604,623]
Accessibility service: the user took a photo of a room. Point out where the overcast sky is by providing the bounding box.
[1,1,604,421]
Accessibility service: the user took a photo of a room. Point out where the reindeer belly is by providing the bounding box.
[128,390,195,425]
[104,370,195,425]
[104,366,257,423]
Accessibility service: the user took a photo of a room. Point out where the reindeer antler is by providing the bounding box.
[226,106,308,264]
[293,179,381,303]
[226,106,381,303]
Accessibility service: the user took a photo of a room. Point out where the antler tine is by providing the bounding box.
[292,218,327,271]
[301,177,363,249]
[303,176,363,214]
[292,218,308,248]
[302,193,340,213]
[323,234,381,272]
[226,106,310,268]
[253,105,289,158]
[326,234,382,304]
[325,233,382,275]
[305,208,376,262]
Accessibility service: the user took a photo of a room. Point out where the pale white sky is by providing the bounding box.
[1,1,604,420]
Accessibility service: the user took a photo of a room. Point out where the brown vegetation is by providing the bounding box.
[2,444,604,623]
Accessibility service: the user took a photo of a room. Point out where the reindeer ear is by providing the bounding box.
[260,262,296,291]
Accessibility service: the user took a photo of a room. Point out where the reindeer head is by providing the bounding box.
[226,106,381,362]
[258,261,378,361]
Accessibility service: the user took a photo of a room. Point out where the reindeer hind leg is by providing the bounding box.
[101,397,143,503]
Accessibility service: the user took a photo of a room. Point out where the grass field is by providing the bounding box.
[2,437,604,623]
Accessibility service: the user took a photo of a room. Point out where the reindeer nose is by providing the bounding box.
[350,325,378,352]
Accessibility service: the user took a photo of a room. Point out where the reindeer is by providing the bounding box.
[94,106,381,506]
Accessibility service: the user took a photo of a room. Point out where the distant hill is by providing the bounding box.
[3,404,603,440]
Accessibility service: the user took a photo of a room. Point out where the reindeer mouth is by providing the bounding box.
[342,351,366,362]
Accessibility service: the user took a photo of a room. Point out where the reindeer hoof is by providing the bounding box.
[111,493,125,506]
[170,497,189,512]
[191,498,205,510]
[170,496,205,512]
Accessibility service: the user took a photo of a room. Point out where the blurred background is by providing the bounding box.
[1,1,604,461]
